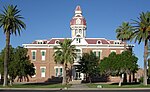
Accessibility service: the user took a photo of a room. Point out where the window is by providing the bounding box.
[97,40,101,44]
[76,18,81,24]
[75,49,82,62]
[79,29,82,33]
[40,67,46,77]
[60,68,63,76]
[93,50,102,59]
[75,29,78,35]
[41,50,46,61]
[76,38,81,43]
[32,67,36,77]
[38,42,43,44]
[31,50,36,61]
[55,40,60,44]
[56,68,58,77]
[54,66,63,77]
[120,50,124,53]
[114,41,120,44]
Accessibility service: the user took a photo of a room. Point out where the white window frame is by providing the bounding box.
[40,67,46,78]
[54,66,63,77]
[97,40,102,44]
[120,50,124,53]
[92,50,102,59]
[41,50,46,61]
[76,38,81,43]
[55,40,60,44]
[111,50,116,53]
[32,67,36,77]
[114,41,120,44]
[0,73,1,79]
[31,50,37,61]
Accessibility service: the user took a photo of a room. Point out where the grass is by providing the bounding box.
[0,83,71,88]
[87,82,150,88]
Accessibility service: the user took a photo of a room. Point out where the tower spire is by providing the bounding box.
[70,6,87,39]
[75,5,82,14]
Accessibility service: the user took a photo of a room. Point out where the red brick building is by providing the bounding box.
[23,6,134,82]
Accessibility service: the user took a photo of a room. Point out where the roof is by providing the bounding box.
[75,5,81,11]
[70,17,86,26]
[31,38,123,45]
[85,38,109,44]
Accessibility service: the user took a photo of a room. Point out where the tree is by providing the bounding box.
[12,46,35,83]
[131,12,150,85]
[0,46,35,86]
[99,51,138,86]
[78,51,100,83]
[53,39,76,85]
[0,5,26,86]
[148,59,150,78]
[99,52,117,76]
[0,46,14,83]
[116,22,133,50]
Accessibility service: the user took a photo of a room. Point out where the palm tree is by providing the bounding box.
[116,22,133,51]
[0,5,26,86]
[53,39,76,85]
[131,12,150,85]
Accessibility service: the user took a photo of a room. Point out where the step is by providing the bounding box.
[69,80,82,84]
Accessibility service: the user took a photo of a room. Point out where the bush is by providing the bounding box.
[139,76,143,83]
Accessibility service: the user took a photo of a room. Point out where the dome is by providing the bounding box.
[70,17,86,26]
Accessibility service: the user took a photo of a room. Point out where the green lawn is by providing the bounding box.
[87,83,150,88]
[0,83,71,88]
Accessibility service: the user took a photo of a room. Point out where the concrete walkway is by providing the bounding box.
[69,80,89,89]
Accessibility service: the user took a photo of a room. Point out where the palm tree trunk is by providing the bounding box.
[3,31,10,86]
[129,73,131,82]
[124,40,127,51]
[143,41,148,86]
[62,63,67,85]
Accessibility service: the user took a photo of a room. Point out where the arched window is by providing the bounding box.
[55,40,60,44]
[97,40,101,44]
[76,35,81,37]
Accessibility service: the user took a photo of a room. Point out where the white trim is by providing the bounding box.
[40,67,46,78]
[93,49,101,52]
[54,66,63,69]
[110,50,116,53]
[41,50,46,61]
[97,40,102,44]
[92,50,102,59]
[40,66,46,69]
[55,40,60,44]
[23,43,134,49]
[85,38,106,39]
[120,50,124,53]
[31,50,36,61]
[31,50,37,52]
[32,67,36,77]
[40,50,46,52]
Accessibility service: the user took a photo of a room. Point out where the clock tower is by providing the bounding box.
[70,6,87,39]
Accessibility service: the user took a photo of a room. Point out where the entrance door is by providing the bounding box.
[75,72,81,80]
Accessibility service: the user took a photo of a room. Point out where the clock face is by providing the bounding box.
[76,18,81,24]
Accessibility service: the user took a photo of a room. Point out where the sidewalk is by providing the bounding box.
[1,87,150,90]
[70,84,88,88]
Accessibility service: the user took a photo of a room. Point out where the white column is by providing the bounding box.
[80,73,84,80]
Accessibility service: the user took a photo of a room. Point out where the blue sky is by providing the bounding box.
[0,0,150,68]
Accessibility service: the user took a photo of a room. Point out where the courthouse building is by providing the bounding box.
[23,6,133,82]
